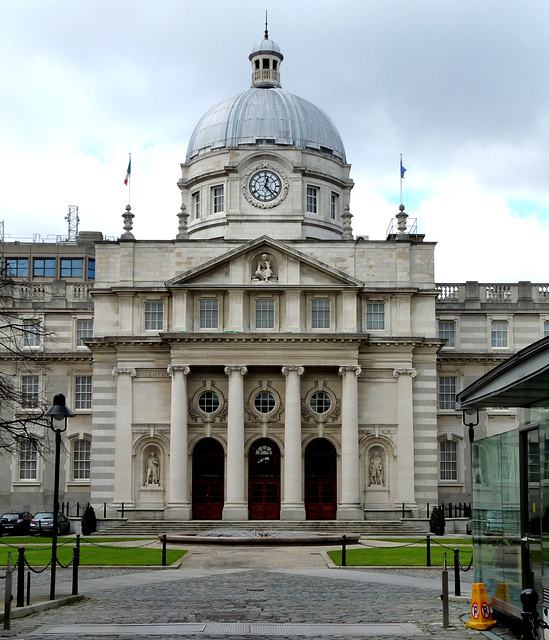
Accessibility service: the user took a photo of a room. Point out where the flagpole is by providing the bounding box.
[400,153,403,206]
[128,153,131,206]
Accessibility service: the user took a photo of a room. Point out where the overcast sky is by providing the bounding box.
[2,0,549,282]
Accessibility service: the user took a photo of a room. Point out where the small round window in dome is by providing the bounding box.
[198,391,220,414]
[254,391,276,414]
[310,391,332,414]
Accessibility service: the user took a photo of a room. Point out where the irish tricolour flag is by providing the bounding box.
[124,156,131,185]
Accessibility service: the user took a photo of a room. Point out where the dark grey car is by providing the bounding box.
[0,512,33,535]
[29,512,71,536]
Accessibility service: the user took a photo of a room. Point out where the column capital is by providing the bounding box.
[392,368,417,379]
[112,367,136,378]
[167,364,190,376]
[338,365,361,377]
[224,365,248,377]
[281,365,304,377]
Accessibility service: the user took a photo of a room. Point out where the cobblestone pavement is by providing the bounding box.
[2,545,521,640]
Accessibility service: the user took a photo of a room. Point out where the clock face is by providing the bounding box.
[249,170,282,202]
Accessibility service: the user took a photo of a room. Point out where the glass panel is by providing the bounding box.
[251,485,263,502]
[266,484,278,503]
[210,484,223,503]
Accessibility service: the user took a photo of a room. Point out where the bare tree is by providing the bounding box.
[0,268,56,451]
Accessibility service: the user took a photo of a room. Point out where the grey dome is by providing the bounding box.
[186,87,346,162]
[249,37,282,58]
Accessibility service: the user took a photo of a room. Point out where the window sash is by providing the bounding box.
[23,320,40,347]
[213,186,224,213]
[306,187,318,213]
[311,300,330,329]
[438,377,456,410]
[76,320,93,346]
[193,191,201,218]
[440,440,457,480]
[144,302,164,330]
[6,258,28,277]
[88,259,95,279]
[19,440,37,480]
[330,193,338,220]
[366,303,385,330]
[199,300,219,329]
[60,258,83,278]
[491,321,508,347]
[21,376,39,408]
[73,440,91,480]
[255,299,274,329]
[75,376,92,409]
[33,258,56,277]
[438,321,456,347]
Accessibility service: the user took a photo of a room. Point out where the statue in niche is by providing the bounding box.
[369,450,384,486]
[252,253,277,282]
[145,449,160,485]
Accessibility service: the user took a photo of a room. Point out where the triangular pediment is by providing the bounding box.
[166,236,363,288]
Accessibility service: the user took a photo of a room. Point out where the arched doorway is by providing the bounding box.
[192,439,224,520]
[248,439,281,520]
[305,439,337,520]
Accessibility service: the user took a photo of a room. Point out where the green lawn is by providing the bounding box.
[0,538,186,566]
[328,544,473,566]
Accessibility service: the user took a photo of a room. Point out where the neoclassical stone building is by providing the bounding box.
[2,31,549,521]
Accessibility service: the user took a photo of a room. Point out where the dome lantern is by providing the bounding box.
[249,23,283,88]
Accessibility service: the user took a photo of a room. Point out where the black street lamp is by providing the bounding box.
[44,393,73,600]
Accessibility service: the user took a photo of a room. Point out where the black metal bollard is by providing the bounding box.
[77,502,80,518]
[521,589,541,640]
[453,548,461,596]
[72,545,79,596]
[341,534,347,567]
[121,503,125,519]
[427,502,430,518]
[426,535,431,567]
[4,550,13,630]
[162,534,167,566]
[16,548,25,607]
[26,571,30,606]
[103,502,107,519]
[402,503,405,518]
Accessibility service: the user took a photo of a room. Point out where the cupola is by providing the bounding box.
[249,24,284,88]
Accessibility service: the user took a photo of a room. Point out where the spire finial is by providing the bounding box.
[264,10,268,39]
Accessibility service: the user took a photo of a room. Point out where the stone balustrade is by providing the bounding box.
[436,281,549,306]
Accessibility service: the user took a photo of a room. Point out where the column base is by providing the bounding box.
[222,502,249,521]
[164,503,192,520]
[280,503,306,521]
[337,504,364,520]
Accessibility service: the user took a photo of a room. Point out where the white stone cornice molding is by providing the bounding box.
[338,365,362,377]
[167,365,190,376]
[224,366,248,377]
[392,368,417,379]
[282,366,304,377]
[112,367,136,378]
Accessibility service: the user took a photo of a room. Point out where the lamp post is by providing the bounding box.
[44,393,73,600]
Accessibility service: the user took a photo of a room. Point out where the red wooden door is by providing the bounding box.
[248,439,280,520]
[192,439,224,520]
[305,439,337,520]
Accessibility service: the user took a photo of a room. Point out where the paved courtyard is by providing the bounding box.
[1,544,521,640]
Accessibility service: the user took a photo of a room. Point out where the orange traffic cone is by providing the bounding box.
[465,583,497,630]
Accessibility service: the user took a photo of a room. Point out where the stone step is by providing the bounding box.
[97,519,426,537]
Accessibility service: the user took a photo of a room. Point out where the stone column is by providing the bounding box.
[393,368,418,510]
[165,365,191,519]
[281,365,306,520]
[112,367,136,506]
[338,365,363,519]
[222,365,248,520]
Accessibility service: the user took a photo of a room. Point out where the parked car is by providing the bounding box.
[0,511,33,535]
[29,512,71,536]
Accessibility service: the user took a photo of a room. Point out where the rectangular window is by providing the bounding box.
[438,376,456,410]
[192,191,201,219]
[306,186,318,213]
[212,186,224,213]
[33,258,56,277]
[73,439,91,480]
[144,302,164,331]
[440,440,457,480]
[23,320,40,347]
[544,320,549,338]
[366,303,385,330]
[330,192,338,220]
[60,258,83,278]
[255,299,275,329]
[88,259,95,279]
[311,299,330,329]
[76,320,93,346]
[21,375,39,408]
[6,258,28,277]
[19,440,37,480]
[491,320,508,348]
[199,299,219,329]
[75,375,92,409]
[438,320,456,347]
